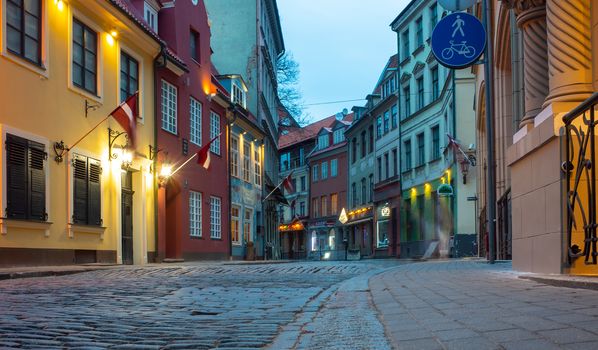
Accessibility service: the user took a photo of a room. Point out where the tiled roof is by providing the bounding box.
[278,113,354,150]
[372,53,399,94]
[108,0,187,70]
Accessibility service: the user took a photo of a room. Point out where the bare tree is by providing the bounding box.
[277,52,310,126]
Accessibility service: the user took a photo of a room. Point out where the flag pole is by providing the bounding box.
[170,153,198,177]
[67,115,112,151]
[262,181,282,203]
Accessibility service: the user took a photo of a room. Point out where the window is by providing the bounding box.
[144,2,158,32]
[361,131,367,157]
[333,128,344,144]
[384,153,389,179]
[190,30,200,62]
[231,206,240,244]
[72,19,97,94]
[299,147,305,166]
[384,110,390,134]
[392,149,398,177]
[401,30,409,60]
[390,75,396,93]
[318,134,329,150]
[361,178,366,205]
[243,208,253,243]
[432,125,440,160]
[312,198,319,217]
[210,196,221,239]
[417,77,424,110]
[404,140,412,171]
[377,157,382,182]
[331,193,338,215]
[72,154,101,226]
[231,136,239,178]
[351,138,357,163]
[120,52,139,102]
[312,164,319,181]
[6,0,42,64]
[280,152,290,171]
[430,3,438,28]
[351,182,357,207]
[242,141,251,182]
[369,125,374,154]
[189,191,202,237]
[232,83,246,108]
[391,105,398,129]
[300,201,306,216]
[369,175,374,203]
[321,196,327,217]
[321,161,328,179]
[300,176,306,191]
[376,116,382,138]
[431,66,439,100]
[417,133,425,166]
[254,145,261,186]
[161,80,177,134]
[5,134,46,221]
[331,159,338,177]
[210,112,221,154]
[377,219,390,248]
[190,97,202,145]
[416,17,423,48]
[403,85,411,117]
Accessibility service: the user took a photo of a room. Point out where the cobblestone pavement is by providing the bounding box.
[371,260,598,350]
[0,260,401,349]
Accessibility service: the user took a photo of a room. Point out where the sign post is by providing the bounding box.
[431,12,486,69]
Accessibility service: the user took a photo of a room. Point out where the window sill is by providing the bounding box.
[68,83,102,104]
[413,45,425,56]
[67,223,106,239]
[210,237,222,240]
[400,57,411,66]
[0,218,52,237]
[190,235,203,240]
[1,50,48,78]
[161,129,179,137]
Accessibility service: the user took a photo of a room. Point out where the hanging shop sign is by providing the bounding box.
[437,183,454,197]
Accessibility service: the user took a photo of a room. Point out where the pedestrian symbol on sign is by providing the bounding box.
[452,15,466,37]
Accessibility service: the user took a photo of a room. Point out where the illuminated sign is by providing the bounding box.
[338,208,348,224]
[380,206,391,217]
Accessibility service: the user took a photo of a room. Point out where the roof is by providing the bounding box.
[373,54,399,94]
[278,113,354,150]
[108,0,187,70]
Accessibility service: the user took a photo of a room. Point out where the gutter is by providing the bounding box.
[153,45,167,262]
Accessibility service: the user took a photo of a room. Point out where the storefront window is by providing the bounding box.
[328,229,336,250]
[377,220,389,248]
[311,231,317,251]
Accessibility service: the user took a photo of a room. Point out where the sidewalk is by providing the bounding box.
[0,264,118,281]
[370,260,598,350]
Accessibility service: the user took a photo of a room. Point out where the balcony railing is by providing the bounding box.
[562,92,598,265]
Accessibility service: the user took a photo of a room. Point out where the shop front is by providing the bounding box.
[373,179,401,257]
[307,219,345,260]
[279,219,307,259]
[344,206,374,259]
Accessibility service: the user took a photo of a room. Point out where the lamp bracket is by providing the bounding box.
[108,128,128,161]
[85,100,101,118]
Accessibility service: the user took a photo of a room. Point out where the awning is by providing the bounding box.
[345,217,374,226]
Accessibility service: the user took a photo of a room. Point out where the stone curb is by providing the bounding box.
[0,267,112,281]
[519,275,598,291]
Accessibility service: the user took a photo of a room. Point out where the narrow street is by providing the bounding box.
[3,260,598,349]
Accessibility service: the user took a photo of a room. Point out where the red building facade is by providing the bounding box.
[307,117,352,260]
[129,0,230,260]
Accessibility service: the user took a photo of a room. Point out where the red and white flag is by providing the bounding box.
[110,92,138,147]
[197,133,221,170]
[282,171,294,193]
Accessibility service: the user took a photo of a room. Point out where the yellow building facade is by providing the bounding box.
[0,0,160,265]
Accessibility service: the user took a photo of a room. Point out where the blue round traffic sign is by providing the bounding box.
[431,12,486,69]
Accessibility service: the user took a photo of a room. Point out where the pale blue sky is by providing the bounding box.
[277,0,411,123]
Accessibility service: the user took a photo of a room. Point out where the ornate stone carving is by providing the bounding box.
[544,0,592,104]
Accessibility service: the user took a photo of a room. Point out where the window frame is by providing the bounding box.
[72,18,98,95]
[189,191,202,237]
[231,205,241,245]
[161,79,178,134]
[5,0,42,66]
[253,144,262,186]
[210,196,222,239]
[189,28,200,63]
[210,111,221,155]
[120,51,139,103]
[242,140,251,183]
[330,158,338,177]
[231,135,239,178]
[321,161,328,180]
[144,1,158,32]
[189,96,202,146]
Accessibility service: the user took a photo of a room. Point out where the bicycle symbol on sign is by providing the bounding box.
[441,40,476,60]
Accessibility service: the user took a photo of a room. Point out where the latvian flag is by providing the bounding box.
[197,133,222,170]
[282,171,294,194]
[110,92,138,147]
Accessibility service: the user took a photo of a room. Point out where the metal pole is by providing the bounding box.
[482,0,496,263]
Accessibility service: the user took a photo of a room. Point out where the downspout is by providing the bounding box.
[153,45,167,262]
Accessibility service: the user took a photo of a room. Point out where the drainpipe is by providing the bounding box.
[153,45,167,263]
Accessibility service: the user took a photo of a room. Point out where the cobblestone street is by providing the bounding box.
[0,260,399,349]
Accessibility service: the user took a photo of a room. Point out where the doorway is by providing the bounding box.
[121,170,134,265]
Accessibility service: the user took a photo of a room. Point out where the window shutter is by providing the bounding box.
[6,135,28,219]
[72,155,88,224]
[88,158,102,226]
[28,142,47,221]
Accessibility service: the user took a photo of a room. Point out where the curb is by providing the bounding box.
[0,268,100,281]
[519,275,598,291]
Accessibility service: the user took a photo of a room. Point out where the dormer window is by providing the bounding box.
[190,29,200,62]
[144,2,158,32]
[232,82,246,108]
[333,128,344,144]
[318,134,329,150]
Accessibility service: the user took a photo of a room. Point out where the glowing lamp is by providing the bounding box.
[54,0,65,11]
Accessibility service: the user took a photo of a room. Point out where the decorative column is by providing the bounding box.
[506,0,549,128]
[544,0,592,105]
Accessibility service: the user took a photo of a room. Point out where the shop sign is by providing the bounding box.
[437,183,454,197]
[338,208,348,224]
